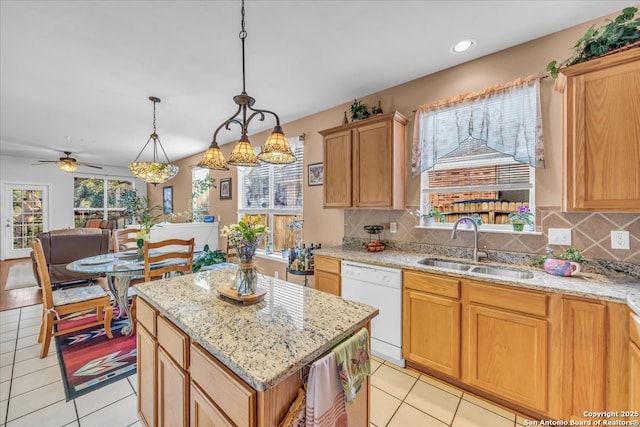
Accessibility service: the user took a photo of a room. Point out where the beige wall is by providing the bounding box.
[147,11,635,263]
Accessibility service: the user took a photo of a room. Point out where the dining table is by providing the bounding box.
[66,250,183,335]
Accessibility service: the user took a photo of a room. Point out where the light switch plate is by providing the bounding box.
[389,222,397,233]
[548,228,572,245]
[611,231,630,250]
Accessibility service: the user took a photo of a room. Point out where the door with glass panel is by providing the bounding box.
[3,184,49,259]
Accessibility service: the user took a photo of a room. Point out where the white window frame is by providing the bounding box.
[73,173,137,225]
[419,155,536,233]
[237,140,304,252]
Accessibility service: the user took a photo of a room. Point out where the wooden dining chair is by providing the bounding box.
[226,238,238,263]
[31,239,113,359]
[112,227,141,253]
[144,238,195,282]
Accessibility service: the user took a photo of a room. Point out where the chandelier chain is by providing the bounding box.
[152,98,157,134]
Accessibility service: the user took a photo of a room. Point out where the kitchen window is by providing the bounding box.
[237,137,303,252]
[420,139,535,229]
[413,76,544,230]
[73,175,134,227]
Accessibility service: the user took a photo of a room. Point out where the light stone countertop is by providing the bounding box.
[133,267,378,392]
[314,247,640,314]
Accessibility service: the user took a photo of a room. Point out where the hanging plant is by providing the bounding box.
[547,7,640,78]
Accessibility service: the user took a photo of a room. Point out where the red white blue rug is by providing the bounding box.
[55,309,136,401]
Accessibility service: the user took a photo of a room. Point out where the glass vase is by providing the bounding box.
[236,261,258,296]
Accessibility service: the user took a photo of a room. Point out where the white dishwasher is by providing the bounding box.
[341,261,404,367]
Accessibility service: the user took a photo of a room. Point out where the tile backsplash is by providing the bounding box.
[345,207,640,264]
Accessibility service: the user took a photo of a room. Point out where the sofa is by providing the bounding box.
[31,228,110,287]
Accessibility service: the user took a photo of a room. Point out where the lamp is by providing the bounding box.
[58,162,78,172]
[198,0,295,170]
[129,96,179,185]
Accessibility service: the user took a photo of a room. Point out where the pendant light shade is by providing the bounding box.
[197,141,229,170]
[198,0,295,170]
[257,126,296,164]
[129,97,179,185]
[227,134,259,167]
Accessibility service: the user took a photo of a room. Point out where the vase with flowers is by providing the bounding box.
[221,215,269,296]
[508,206,534,232]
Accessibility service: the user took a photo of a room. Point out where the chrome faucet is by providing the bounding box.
[451,216,487,262]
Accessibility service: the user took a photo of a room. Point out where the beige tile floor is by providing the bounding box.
[1,304,532,426]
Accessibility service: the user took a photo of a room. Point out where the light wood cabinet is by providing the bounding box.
[314,255,341,296]
[560,298,606,420]
[403,271,460,377]
[320,111,408,209]
[158,347,189,427]
[137,298,189,427]
[630,312,640,408]
[559,48,640,211]
[137,324,157,427]
[463,281,548,413]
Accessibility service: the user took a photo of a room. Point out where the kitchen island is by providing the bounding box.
[133,266,378,426]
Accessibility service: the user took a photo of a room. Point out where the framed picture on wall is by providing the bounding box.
[163,186,173,214]
[308,162,323,186]
[220,178,232,200]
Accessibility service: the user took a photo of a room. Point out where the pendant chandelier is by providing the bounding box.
[129,96,179,185]
[198,0,296,170]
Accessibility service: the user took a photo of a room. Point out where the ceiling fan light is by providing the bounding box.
[227,135,259,167]
[198,141,229,170]
[129,162,179,184]
[58,162,78,172]
[257,127,296,164]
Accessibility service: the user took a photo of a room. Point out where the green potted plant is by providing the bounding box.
[192,244,227,273]
[508,206,534,232]
[420,207,443,225]
[547,7,640,78]
[350,99,371,122]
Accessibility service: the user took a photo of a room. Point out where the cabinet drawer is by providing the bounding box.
[404,270,460,299]
[631,312,640,346]
[466,281,547,317]
[315,256,341,275]
[190,343,256,427]
[137,297,156,335]
[157,315,188,370]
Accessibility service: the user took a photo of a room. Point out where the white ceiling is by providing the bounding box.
[0,1,630,169]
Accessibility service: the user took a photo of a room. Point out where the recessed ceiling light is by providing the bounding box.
[452,39,475,53]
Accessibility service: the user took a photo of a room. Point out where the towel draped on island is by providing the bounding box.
[332,328,371,404]
[305,352,348,427]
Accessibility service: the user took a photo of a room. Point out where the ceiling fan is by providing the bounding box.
[34,151,103,172]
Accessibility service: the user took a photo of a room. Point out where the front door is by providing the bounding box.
[2,184,49,259]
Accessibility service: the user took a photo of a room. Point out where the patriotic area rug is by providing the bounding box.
[55,309,137,401]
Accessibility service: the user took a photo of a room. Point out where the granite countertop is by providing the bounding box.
[314,247,640,314]
[133,267,378,392]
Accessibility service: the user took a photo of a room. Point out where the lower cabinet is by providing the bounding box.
[403,271,460,377]
[630,312,640,408]
[560,298,606,420]
[190,382,234,427]
[463,281,548,413]
[402,270,632,420]
[314,255,341,296]
[137,325,157,427]
[157,347,188,426]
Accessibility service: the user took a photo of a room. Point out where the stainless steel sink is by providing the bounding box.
[417,258,472,271]
[469,266,534,279]
[417,258,534,279]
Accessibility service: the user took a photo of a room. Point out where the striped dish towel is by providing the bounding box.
[305,352,348,427]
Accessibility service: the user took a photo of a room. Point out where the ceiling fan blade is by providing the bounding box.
[35,160,59,164]
[76,163,103,169]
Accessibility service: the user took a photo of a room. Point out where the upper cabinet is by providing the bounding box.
[319,111,408,209]
[558,49,640,211]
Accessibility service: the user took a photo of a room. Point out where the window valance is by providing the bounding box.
[411,75,545,177]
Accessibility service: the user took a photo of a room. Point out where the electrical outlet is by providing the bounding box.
[548,228,572,245]
[611,230,630,250]
[389,222,397,233]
